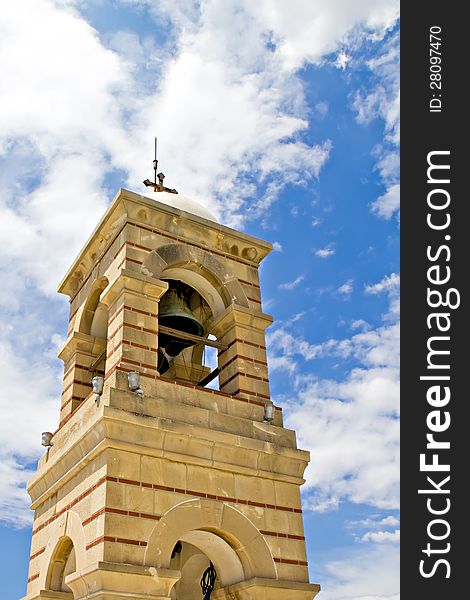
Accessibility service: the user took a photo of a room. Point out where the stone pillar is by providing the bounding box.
[212,305,272,403]
[65,562,180,600]
[213,578,320,600]
[23,593,73,600]
[58,332,106,424]
[101,269,168,381]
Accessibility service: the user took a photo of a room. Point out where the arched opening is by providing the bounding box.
[157,278,217,386]
[79,277,109,337]
[78,276,109,378]
[169,540,222,600]
[45,536,76,593]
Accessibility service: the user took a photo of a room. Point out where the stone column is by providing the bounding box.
[101,269,168,382]
[65,562,180,600]
[212,305,272,403]
[212,578,320,600]
[58,332,106,424]
[22,592,73,600]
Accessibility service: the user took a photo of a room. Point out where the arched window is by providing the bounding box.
[45,536,76,592]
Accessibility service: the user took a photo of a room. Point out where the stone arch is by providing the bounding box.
[141,243,249,318]
[38,510,86,591]
[144,498,277,586]
[77,276,109,336]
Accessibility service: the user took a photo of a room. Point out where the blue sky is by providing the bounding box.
[0,2,399,598]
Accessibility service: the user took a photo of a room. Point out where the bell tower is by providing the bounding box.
[23,185,320,600]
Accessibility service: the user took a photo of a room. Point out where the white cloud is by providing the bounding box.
[365,272,400,321]
[120,0,336,226]
[0,459,36,528]
[318,544,399,600]
[267,328,322,366]
[246,0,399,71]
[279,274,305,290]
[0,0,128,295]
[272,241,283,251]
[371,183,400,219]
[315,100,329,118]
[275,273,400,510]
[351,319,371,331]
[365,273,399,295]
[360,529,400,543]
[350,515,400,529]
[289,363,399,509]
[338,280,354,295]
[0,320,60,527]
[352,29,400,221]
[353,34,399,146]
[268,355,298,376]
[334,50,352,70]
[315,247,335,258]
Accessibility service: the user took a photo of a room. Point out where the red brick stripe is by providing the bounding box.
[32,475,107,536]
[83,509,302,542]
[107,339,158,358]
[232,388,271,400]
[130,242,152,252]
[58,388,93,428]
[217,339,237,357]
[109,305,158,330]
[107,321,124,342]
[108,304,125,327]
[61,378,86,395]
[259,530,305,540]
[28,573,40,583]
[218,338,267,358]
[69,305,80,321]
[239,279,260,289]
[221,372,269,387]
[220,354,268,371]
[117,257,143,270]
[114,241,153,260]
[114,241,126,260]
[60,395,84,411]
[63,363,90,380]
[109,320,159,337]
[29,546,46,560]
[105,476,301,513]
[127,305,158,318]
[274,557,309,566]
[86,535,115,550]
[86,535,147,551]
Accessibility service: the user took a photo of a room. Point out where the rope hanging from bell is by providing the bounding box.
[200,561,216,600]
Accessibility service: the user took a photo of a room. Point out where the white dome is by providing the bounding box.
[146,190,219,223]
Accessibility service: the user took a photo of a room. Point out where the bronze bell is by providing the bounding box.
[158,282,204,361]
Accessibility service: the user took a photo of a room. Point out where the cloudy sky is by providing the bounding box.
[0,1,399,598]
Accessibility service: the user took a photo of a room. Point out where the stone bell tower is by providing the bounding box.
[23,183,320,600]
